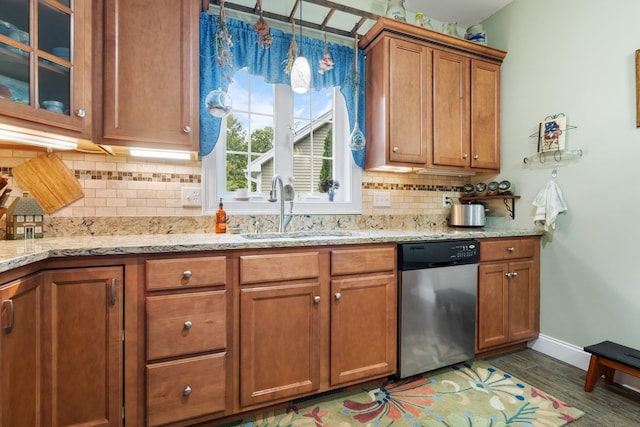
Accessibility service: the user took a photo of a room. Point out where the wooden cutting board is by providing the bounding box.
[12,153,84,214]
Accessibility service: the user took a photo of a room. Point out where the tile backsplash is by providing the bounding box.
[1,148,466,237]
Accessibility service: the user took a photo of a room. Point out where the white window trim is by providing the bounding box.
[202,86,362,216]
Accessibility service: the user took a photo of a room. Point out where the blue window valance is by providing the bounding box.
[199,12,366,167]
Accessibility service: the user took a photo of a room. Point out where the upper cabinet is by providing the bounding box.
[360,17,506,174]
[0,0,92,138]
[100,0,199,151]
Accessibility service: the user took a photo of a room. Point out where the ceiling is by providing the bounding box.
[207,0,513,40]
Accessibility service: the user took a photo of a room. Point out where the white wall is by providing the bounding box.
[482,0,640,349]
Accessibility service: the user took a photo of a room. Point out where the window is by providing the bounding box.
[203,69,361,216]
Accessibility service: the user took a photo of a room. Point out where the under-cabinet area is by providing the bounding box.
[0,235,540,426]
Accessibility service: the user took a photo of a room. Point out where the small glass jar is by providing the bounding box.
[385,0,406,22]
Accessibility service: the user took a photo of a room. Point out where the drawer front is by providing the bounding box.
[147,291,226,360]
[330,246,396,276]
[240,252,319,285]
[146,256,226,291]
[147,353,226,426]
[479,238,537,262]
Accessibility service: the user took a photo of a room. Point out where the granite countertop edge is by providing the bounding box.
[0,228,544,273]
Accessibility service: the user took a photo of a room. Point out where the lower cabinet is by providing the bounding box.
[0,266,124,427]
[144,255,229,426]
[238,245,397,409]
[476,237,541,353]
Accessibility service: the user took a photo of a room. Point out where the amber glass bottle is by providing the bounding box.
[215,198,227,234]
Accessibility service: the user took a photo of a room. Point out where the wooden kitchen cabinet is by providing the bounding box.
[42,266,124,427]
[238,245,397,409]
[0,273,43,427]
[144,255,229,426]
[329,246,397,386]
[101,0,199,150]
[364,35,431,169]
[360,17,505,174]
[1,266,123,427]
[0,0,92,138]
[476,237,540,355]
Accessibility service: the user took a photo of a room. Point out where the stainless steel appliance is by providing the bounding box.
[449,203,486,227]
[398,240,479,378]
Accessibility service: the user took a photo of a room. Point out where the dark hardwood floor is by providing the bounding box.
[485,348,640,426]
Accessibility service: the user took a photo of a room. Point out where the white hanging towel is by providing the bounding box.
[533,180,568,230]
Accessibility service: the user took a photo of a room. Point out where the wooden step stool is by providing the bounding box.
[584,341,640,391]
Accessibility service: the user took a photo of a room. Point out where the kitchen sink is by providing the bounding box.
[241,230,354,239]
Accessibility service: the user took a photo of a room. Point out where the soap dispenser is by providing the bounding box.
[215,198,227,234]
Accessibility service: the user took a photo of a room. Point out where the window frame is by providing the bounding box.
[202,83,362,216]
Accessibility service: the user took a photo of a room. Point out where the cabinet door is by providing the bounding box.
[432,50,470,168]
[102,0,198,150]
[330,273,396,386]
[387,38,430,164]
[477,262,509,351]
[42,267,123,427]
[239,282,321,407]
[470,60,500,170]
[0,273,43,427]
[507,260,539,342]
[0,0,91,136]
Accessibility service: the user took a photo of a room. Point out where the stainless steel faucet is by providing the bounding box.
[268,174,294,232]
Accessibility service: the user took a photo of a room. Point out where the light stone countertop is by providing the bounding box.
[0,228,543,274]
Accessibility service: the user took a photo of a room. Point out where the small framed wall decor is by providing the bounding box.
[636,49,640,127]
[538,114,566,152]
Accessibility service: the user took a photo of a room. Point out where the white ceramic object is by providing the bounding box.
[465,24,487,45]
[442,22,461,37]
[385,0,406,22]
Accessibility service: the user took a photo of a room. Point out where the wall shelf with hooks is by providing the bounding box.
[523,149,583,168]
[459,195,521,220]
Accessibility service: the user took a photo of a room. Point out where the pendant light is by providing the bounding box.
[290,0,310,94]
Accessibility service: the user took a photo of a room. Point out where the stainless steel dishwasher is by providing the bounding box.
[397,240,479,378]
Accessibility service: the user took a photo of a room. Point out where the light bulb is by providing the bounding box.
[291,56,311,94]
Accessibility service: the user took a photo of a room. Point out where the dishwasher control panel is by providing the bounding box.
[398,239,479,270]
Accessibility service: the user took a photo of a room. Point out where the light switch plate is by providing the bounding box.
[373,191,391,207]
[181,187,202,207]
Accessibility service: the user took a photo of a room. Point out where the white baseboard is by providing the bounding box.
[528,334,640,393]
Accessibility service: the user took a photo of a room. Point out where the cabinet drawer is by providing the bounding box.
[240,252,319,285]
[146,256,226,290]
[146,291,226,360]
[479,238,537,262]
[147,353,226,426]
[330,246,396,276]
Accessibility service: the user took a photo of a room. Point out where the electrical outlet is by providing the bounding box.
[181,187,202,207]
[443,194,452,207]
[373,191,391,207]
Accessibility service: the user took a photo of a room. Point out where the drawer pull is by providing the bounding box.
[507,247,515,253]
[183,385,192,396]
[313,296,321,304]
[505,272,519,278]
[184,320,193,330]
[335,292,342,300]
[183,270,192,279]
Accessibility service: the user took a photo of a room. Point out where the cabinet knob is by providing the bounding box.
[75,108,86,118]
[313,296,321,304]
[505,272,512,278]
[183,270,192,279]
[507,247,515,253]
[183,385,192,396]
[462,153,468,159]
[473,154,479,160]
[183,125,192,133]
[184,320,193,329]
[511,272,518,277]
[335,292,342,300]
[392,146,399,153]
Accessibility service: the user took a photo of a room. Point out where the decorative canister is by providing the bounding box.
[442,22,460,37]
[465,24,487,45]
[385,0,406,22]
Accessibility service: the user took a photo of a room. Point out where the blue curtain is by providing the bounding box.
[199,13,365,167]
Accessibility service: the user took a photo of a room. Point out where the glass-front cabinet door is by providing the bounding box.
[0,0,91,137]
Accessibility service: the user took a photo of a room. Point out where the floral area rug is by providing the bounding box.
[228,361,584,426]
